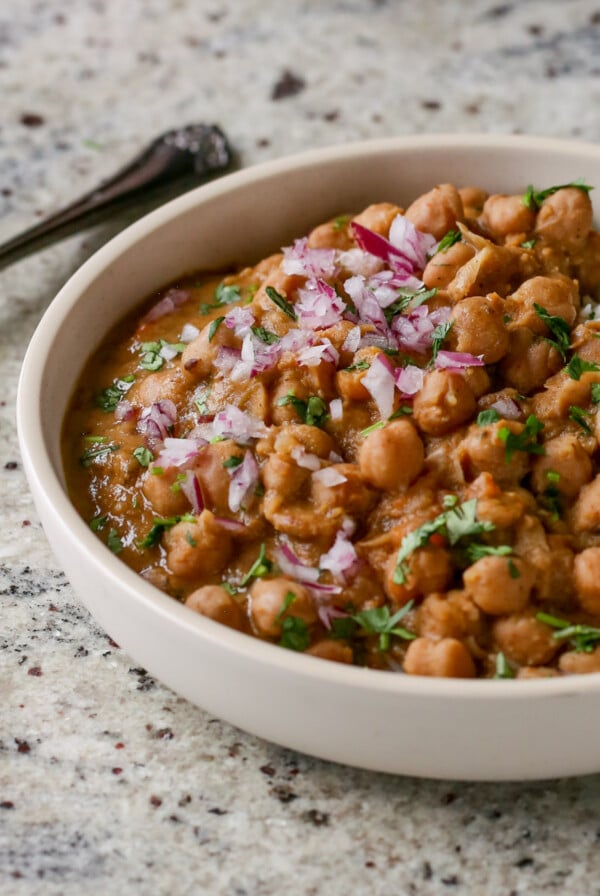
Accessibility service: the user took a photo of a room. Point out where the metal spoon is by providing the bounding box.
[0,123,234,271]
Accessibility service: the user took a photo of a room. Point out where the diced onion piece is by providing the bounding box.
[361,353,396,419]
[329,398,343,421]
[276,542,321,583]
[224,306,255,337]
[181,470,204,514]
[490,397,521,420]
[281,237,338,279]
[213,405,268,442]
[434,350,484,371]
[317,605,350,630]
[137,399,178,445]
[296,279,346,330]
[341,325,361,353]
[394,364,425,397]
[180,322,200,343]
[319,529,359,584]
[388,214,437,269]
[312,467,347,487]
[291,446,321,471]
[227,450,259,513]
[154,437,205,468]
[142,288,190,324]
[114,399,135,422]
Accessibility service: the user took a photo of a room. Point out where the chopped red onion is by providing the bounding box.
[392,304,451,353]
[490,397,521,420]
[341,325,361,354]
[213,405,268,442]
[213,516,249,534]
[142,288,190,324]
[312,467,348,487]
[159,343,179,362]
[344,276,389,333]
[227,450,259,513]
[278,328,313,354]
[297,339,339,368]
[291,446,321,471]
[329,398,343,421]
[361,353,396,419]
[319,528,360,584]
[351,221,415,273]
[214,346,242,375]
[329,450,344,463]
[435,350,485,371]
[181,470,204,514]
[336,247,385,278]
[114,399,136,422]
[137,400,178,445]
[224,306,255,338]
[318,605,350,630]
[394,364,425,397]
[282,237,338,279]
[180,322,200,343]
[154,436,205,468]
[296,279,346,330]
[276,542,321,583]
[388,214,437,269]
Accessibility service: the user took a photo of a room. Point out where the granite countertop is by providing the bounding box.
[3,1,600,893]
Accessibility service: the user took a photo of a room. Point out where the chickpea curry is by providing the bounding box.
[64,179,600,680]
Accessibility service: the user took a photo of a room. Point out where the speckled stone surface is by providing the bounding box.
[4,1,600,893]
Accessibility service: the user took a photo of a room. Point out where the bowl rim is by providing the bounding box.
[17,131,600,701]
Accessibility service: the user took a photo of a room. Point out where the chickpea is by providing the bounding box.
[273,424,334,459]
[499,327,562,394]
[352,202,403,236]
[180,320,239,380]
[270,371,311,425]
[404,637,476,678]
[492,611,559,666]
[131,367,191,408]
[193,439,245,516]
[141,466,193,517]
[358,419,424,492]
[480,194,536,238]
[458,420,529,487]
[185,585,244,631]
[462,366,492,399]
[559,646,600,675]
[308,218,353,251]
[574,230,600,295]
[335,347,381,402]
[463,556,533,616]
[384,546,454,605]
[311,463,375,517]
[535,187,593,250]
[506,275,579,332]
[418,590,482,641]
[250,577,317,638]
[423,242,475,290]
[570,475,600,533]
[306,639,353,664]
[517,667,559,679]
[448,244,520,303]
[412,370,476,436]
[262,454,309,498]
[405,184,464,240]
[459,186,488,216]
[573,548,600,614]
[164,511,232,578]
[530,434,593,498]
[449,294,509,364]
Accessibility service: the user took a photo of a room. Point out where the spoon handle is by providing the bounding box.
[0,123,233,271]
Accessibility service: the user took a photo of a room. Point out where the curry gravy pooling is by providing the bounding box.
[64,182,600,678]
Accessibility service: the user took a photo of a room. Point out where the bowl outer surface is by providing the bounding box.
[17,134,600,780]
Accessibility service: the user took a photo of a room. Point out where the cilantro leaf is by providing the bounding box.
[520,238,536,249]
[464,543,512,563]
[383,287,438,324]
[435,230,461,254]
[208,316,225,342]
[591,382,600,405]
[277,392,329,428]
[133,446,153,467]
[265,286,297,320]
[90,515,107,532]
[360,406,412,437]
[137,514,195,549]
[94,375,135,412]
[215,282,241,305]
[522,179,593,211]
[429,320,453,365]
[107,528,124,554]
[568,405,592,434]
[477,409,501,426]
[251,326,280,345]
[240,543,272,586]
[533,304,571,360]
[566,355,600,380]
[536,611,600,653]
[276,592,311,651]
[494,652,515,679]
[80,442,120,467]
[333,214,351,231]
[222,455,243,469]
[497,414,545,462]
[352,602,416,651]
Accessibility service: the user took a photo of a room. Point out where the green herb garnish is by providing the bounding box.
[80,443,120,467]
[536,612,600,653]
[520,238,536,249]
[251,326,280,344]
[265,286,297,320]
[90,515,108,532]
[383,287,437,324]
[494,652,515,679]
[352,602,416,651]
[137,514,195,549]
[133,446,154,467]
[343,359,370,373]
[360,406,413,437]
[429,320,453,365]
[565,355,600,381]
[522,180,593,211]
[533,304,570,360]
[223,455,243,469]
[185,531,197,547]
[208,316,225,342]
[277,392,329,428]
[94,375,135,412]
[464,543,512,562]
[199,282,241,314]
[275,592,311,652]
[107,528,124,554]
[435,230,461,254]
[333,214,351,231]
[477,408,501,427]
[568,405,592,434]
[591,383,600,405]
[240,543,272,586]
[497,414,545,462]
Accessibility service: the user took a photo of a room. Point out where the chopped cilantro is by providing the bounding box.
[522,179,593,211]
[138,339,185,371]
[477,408,501,426]
[221,582,238,596]
[94,375,135,412]
[251,325,280,344]
[215,282,241,306]
[591,383,600,405]
[223,455,243,469]
[275,592,311,651]
[546,470,561,484]
[90,515,107,532]
[533,304,570,360]
[194,388,211,416]
[107,528,124,554]
[343,359,371,372]
[360,406,413,437]
[185,531,197,548]
[435,230,461,254]
[265,286,297,320]
[507,558,520,579]
[536,611,600,653]
[565,355,600,380]
[80,442,120,467]
[464,543,512,562]
[383,287,437,324]
[208,316,225,342]
[240,543,272,586]
[330,616,359,640]
[520,238,536,249]
[137,514,195,549]
[277,392,329,428]
[497,414,545,462]
[568,405,592,434]
[151,466,165,476]
[494,652,515,679]
[333,214,351,231]
[429,320,453,365]
[352,602,415,651]
[133,446,153,467]
[393,498,494,585]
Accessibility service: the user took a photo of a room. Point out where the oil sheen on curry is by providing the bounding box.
[64,180,600,680]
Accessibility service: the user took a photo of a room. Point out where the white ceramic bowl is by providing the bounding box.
[17,134,600,781]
